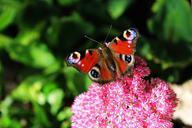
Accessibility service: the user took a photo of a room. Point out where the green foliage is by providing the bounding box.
[58,0,79,6]
[0,0,191,127]
[0,0,21,31]
[146,0,192,76]
[148,0,192,42]
[107,0,132,19]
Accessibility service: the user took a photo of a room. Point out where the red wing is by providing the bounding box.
[66,49,100,73]
[114,55,135,76]
[96,59,114,83]
[108,28,139,55]
[66,49,115,83]
[108,29,139,76]
[109,40,135,54]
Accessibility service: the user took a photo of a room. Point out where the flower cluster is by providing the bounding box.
[71,56,177,128]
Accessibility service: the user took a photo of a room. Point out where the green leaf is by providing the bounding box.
[63,65,91,96]
[0,61,3,96]
[46,12,94,55]
[0,97,13,116]
[33,103,50,127]
[148,0,192,42]
[11,75,61,106]
[57,0,79,6]
[0,60,2,76]
[0,34,12,49]
[11,75,45,103]
[15,30,40,45]
[0,116,21,128]
[63,67,80,96]
[61,121,71,128]
[47,89,64,114]
[2,28,57,69]
[137,37,154,60]
[0,6,17,31]
[107,0,132,19]
[0,97,22,128]
[57,107,72,121]
[6,42,57,68]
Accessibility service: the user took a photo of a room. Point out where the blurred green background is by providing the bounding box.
[0,0,191,127]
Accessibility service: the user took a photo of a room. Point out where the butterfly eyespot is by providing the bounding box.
[91,69,99,78]
[72,53,78,59]
[67,51,81,64]
[89,67,100,80]
[123,31,131,39]
[123,28,137,40]
[124,55,132,63]
[120,54,132,63]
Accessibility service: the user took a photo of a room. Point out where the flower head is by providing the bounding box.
[71,56,177,128]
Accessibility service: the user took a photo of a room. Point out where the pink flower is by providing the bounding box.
[71,56,177,128]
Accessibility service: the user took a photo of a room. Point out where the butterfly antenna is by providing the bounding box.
[104,25,112,43]
[84,35,103,45]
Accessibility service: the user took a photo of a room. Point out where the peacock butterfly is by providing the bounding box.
[66,28,139,83]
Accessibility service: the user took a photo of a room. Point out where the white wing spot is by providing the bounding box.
[77,61,81,65]
[128,41,132,44]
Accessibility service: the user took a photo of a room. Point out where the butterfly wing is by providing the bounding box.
[66,49,114,83]
[66,49,99,73]
[108,28,139,76]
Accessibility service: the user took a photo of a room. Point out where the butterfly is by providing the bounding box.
[66,28,139,83]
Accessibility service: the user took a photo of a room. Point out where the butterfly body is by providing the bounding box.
[66,28,139,83]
